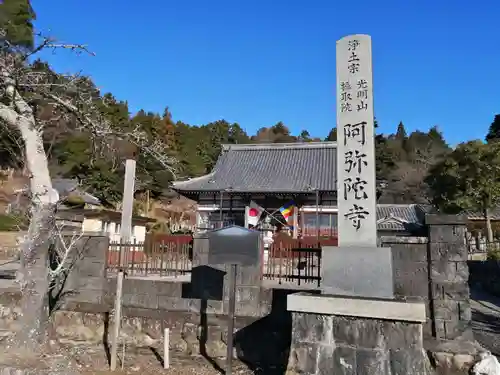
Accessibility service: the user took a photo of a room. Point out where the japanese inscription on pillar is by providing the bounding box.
[336,34,377,247]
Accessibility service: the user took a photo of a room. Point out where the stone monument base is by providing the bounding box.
[287,293,431,375]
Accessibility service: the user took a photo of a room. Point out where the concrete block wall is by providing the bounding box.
[104,277,272,317]
[57,216,474,346]
[426,214,472,341]
[58,232,271,318]
[382,215,473,342]
[381,236,432,336]
[57,234,109,305]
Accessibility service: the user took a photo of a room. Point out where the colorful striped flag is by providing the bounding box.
[279,200,296,221]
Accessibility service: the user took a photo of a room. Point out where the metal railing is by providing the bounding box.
[264,247,322,287]
[262,235,337,287]
[105,232,338,285]
[106,236,193,277]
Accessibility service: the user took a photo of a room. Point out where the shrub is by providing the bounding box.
[487,243,500,260]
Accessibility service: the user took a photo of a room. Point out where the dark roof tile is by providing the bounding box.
[173,142,337,193]
[376,204,431,231]
[52,178,101,206]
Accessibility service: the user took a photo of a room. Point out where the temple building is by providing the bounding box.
[172,142,427,237]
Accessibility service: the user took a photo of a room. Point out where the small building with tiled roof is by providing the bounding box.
[376,204,431,236]
[172,142,429,236]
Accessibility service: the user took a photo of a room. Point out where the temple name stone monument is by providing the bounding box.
[286,35,430,375]
[322,33,393,299]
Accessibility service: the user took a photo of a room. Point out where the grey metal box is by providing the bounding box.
[207,225,260,266]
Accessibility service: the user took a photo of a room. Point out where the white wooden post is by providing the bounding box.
[110,158,136,370]
[120,159,136,244]
[164,328,170,369]
[110,270,124,371]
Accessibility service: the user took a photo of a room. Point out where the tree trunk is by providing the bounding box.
[485,208,494,244]
[12,203,55,351]
[2,114,57,352]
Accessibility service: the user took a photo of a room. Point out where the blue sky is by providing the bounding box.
[31,0,499,145]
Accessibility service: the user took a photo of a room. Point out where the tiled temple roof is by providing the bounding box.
[172,142,338,194]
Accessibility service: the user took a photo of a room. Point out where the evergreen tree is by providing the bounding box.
[298,130,311,142]
[486,114,500,143]
[325,127,337,141]
[395,121,407,141]
[0,0,36,49]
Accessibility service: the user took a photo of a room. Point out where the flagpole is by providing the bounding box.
[244,203,249,228]
[315,189,320,244]
[292,202,298,239]
[219,190,224,226]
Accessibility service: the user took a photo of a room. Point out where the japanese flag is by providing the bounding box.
[246,201,264,227]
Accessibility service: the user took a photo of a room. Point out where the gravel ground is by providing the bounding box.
[0,345,255,375]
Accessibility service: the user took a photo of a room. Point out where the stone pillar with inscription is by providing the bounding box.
[284,35,431,375]
[321,34,394,299]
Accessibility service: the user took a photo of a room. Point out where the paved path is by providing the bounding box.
[471,285,500,355]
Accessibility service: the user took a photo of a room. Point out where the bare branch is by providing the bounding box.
[45,93,178,177]
[2,28,177,233]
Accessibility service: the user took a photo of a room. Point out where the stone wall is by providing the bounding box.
[289,314,428,375]
[0,288,295,374]
[381,236,431,336]
[57,232,270,317]
[41,232,292,372]
[426,215,472,341]
[59,220,473,344]
[104,277,272,317]
[381,214,473,342]
[56,234,109,306]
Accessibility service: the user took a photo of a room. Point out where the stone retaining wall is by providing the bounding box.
[0,288,295,373]
[104,277,272,317]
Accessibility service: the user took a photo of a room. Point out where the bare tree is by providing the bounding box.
[0,30,177,351]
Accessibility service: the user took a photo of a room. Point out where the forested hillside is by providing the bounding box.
[0,92,455,207]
